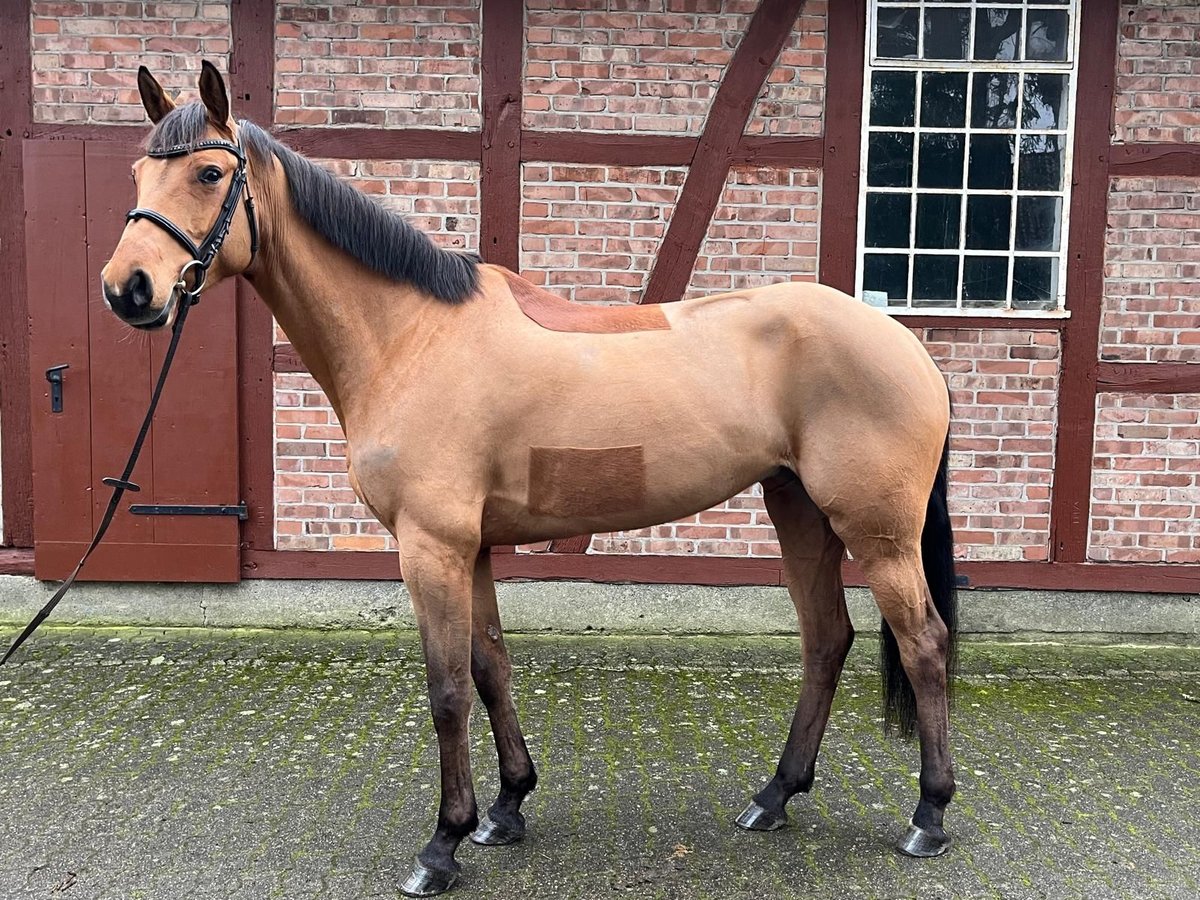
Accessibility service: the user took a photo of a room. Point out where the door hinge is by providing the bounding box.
[129,503,248,520]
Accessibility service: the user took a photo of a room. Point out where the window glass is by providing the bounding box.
[858,1,1077,313]
[865,193,913,248]
[870,71,916,126]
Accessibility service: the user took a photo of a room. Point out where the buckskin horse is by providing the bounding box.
[99,63,960,896]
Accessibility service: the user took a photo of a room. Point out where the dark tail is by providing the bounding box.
[881,431,958,739]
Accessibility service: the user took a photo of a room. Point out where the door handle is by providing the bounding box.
[45,364,69,413]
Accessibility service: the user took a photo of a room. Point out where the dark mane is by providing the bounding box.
[146,103,479,304]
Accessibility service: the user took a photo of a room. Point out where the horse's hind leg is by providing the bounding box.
[736,471,853,831]
[859,550,956,856]
[467,548,538,846]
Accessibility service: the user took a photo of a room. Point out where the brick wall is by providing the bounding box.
[1102,176,1200,363]
[935,329,1059,562]
[275,0,480,128]
[275,372,396,552]
[520,164,686,303]
[686,167,820,297]
[1090,393,1200,563]
[744,1,826,136]
[22,3,1200,569]
[523,0,824,136]
[1114,0,1200,144]
[1097,6,1200,569]
[519,164,820,305]
[31,1,230,124]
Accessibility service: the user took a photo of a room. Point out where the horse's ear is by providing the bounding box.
[198,60,231,132]
[137,66,175,124]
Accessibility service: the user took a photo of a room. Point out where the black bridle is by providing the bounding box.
[1,134,260,666]
[125,134,260,323]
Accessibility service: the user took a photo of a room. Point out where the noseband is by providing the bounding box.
[125,135,259,314]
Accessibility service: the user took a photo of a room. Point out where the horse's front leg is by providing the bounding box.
[397,527,480,898]
[468,548,538,846]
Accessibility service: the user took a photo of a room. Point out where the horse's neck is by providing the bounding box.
[246,212,424,424]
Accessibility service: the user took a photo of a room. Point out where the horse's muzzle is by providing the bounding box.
[102,269,169,329]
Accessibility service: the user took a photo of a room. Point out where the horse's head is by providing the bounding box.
[101,61,258,329]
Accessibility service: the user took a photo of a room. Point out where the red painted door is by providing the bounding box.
[25,140,242,582]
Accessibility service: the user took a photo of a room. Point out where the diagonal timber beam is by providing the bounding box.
[640,0,808,305]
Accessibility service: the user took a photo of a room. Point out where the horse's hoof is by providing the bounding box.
[734,800,788,832]
[399,858,460,897]
[469,812,525,846]
[897,821,951,858]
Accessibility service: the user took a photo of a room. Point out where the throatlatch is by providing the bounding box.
[1,136,257,666]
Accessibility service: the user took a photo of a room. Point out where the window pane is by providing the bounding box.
[1015,196,1063,251]
[866,193,912,248]
[1022,73,1068,130]
[1026,10,1069,61]
[918,134,964,188]
[915,194,962,249]
[963,256,1010,307]
[857,2,1077,314]
[1018,134,1064,191]
[971,72,1018,128]
[968,134,1015,190]
[966,195,1012,250]
[867,132,915,187]
[1012,256,1058,309]
[864,254,910,303]
[923,8,970,60]
[877,8,919,59]
[920,72,967,127]
[870,71,916,127]
[974,8,1022,61]
[913,255,960,304]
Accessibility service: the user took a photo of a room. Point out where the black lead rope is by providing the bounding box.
[0,290,198,666]
[1,133,258,666]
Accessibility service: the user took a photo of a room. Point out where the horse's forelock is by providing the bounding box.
[144,102,209,153]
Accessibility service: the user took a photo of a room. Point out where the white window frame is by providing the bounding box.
[855,1,1082,317]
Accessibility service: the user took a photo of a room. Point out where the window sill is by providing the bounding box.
[884,307,1070,320]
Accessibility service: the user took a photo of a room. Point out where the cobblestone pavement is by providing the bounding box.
[0,628,1198,900]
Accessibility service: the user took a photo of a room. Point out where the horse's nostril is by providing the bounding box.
[129,269,153,309]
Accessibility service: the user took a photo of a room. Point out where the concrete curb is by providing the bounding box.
[1,575,1197,643]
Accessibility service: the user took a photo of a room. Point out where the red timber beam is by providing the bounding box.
[1048,0,1120,564]
[240,548,1200,595]
[639,0,810,305]
[1108,142,1200,177]
[816,0,865,293]
[232,0,279,561]
[479,0,523,271]
[0,0,34,548]
[1096,363,1200,395]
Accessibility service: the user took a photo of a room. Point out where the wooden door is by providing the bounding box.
[25,140,242,582]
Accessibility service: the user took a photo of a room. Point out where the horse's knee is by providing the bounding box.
[428,681,472,731]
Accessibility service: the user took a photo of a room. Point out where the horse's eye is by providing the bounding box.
[198,166,223,185]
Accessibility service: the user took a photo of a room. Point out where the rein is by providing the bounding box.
[0,135,258,666]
